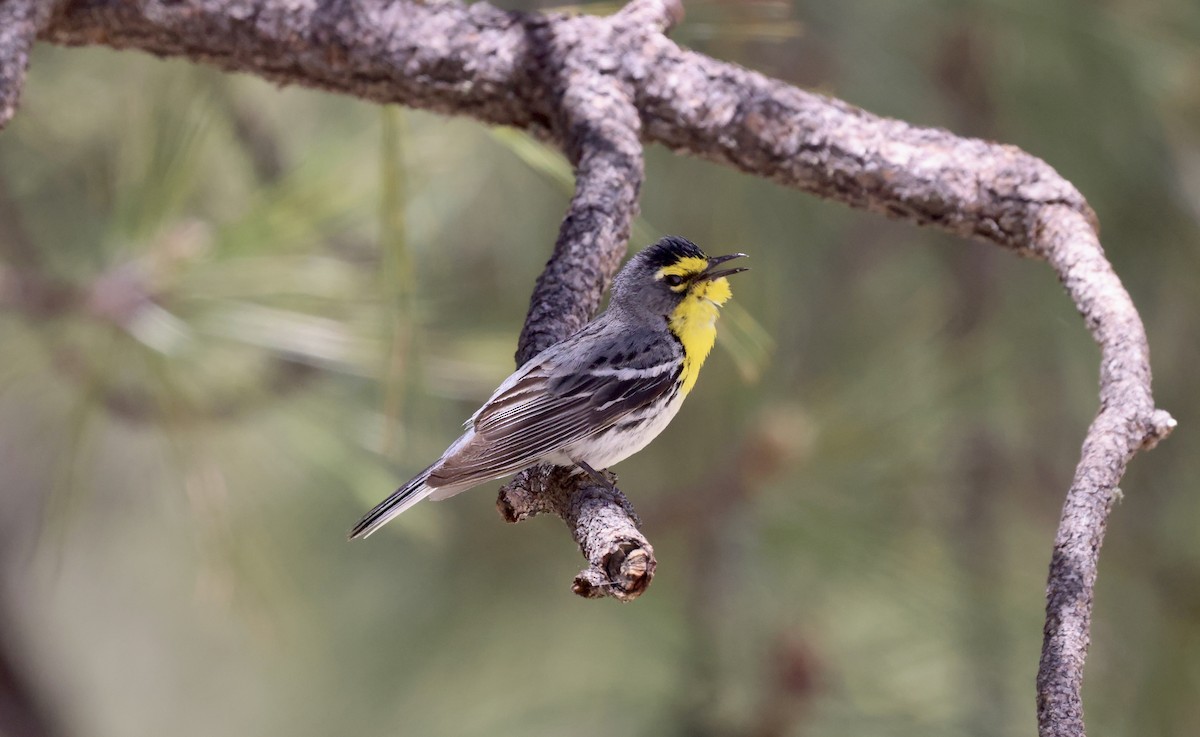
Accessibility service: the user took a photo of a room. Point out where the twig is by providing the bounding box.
[498,466,654,601]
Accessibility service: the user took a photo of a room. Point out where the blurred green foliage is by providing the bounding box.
[1,1,1198,736]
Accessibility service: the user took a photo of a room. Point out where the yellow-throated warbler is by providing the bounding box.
[350,236,747,538]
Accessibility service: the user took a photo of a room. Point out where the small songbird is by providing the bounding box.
[349,236,748,538]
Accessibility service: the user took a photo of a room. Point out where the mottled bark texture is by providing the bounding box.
[2,0,1174,733]
[0,0,53,128]
[499,1,655,602]
[498,465,654,600]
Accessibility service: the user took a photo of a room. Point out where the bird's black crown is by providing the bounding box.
[642,236,706,270]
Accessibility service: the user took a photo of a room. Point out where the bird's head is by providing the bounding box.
[610,236,749,318]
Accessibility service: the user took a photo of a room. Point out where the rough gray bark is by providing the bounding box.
[497,2,656,601]
[0,0,52,128]
[498,465,654,600]
[1,0,1176,734]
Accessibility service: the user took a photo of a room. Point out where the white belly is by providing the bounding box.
[553,393,686,470]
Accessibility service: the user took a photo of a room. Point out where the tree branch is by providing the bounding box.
[1033,205,1176,736]
[42,0,550,132]
[500,4,655,601]
[0,0,53,130]
[498,466,654,600]
[13,0,1176,731]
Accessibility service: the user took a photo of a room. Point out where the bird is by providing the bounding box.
[349,235,748,539]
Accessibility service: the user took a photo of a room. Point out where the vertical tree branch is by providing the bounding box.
[498,8,658,601]
[0,0,53,130]
[1033,205,1176,736]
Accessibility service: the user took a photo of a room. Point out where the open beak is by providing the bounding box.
[696,252,749,282]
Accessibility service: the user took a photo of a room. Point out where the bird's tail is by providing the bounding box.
[348,464,438,540]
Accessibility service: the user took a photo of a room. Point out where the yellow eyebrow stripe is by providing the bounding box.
[655,256,709,291]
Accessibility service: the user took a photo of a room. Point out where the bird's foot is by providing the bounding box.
[573,459,617,491]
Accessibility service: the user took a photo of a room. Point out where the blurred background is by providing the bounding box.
[1,1,1198,735]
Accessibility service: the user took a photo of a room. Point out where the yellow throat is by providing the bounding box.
[660,257,734,397]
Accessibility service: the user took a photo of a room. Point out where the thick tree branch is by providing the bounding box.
[633,40,1097,250]
[11,0,1176,732]
[42,0,552,134]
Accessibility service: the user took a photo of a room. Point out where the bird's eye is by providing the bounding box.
[663,274,685,288]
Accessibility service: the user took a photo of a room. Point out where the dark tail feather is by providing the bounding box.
[348,464,436,539]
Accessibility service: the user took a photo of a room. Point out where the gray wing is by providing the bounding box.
[427,325,680,486]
